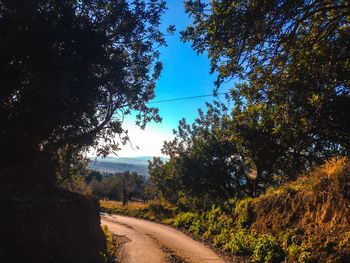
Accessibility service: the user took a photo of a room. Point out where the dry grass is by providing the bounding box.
[100,199,178,223]
[320,156,349,178]
[251,157,350,262]
[262,156,349,199]
[100,200,148,210]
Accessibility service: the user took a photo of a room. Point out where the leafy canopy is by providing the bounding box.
[181,0,350,174]
[183,0,350,153]
[0,0,172,190]
[150,1,350,203]
[149,102,252,207]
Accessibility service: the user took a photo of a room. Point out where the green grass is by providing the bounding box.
[101,225,118,263]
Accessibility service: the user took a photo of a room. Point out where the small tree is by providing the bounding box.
[149,102,251,206]
[85,171,103,185]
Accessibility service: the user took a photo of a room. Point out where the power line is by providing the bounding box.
[148,92,230,104]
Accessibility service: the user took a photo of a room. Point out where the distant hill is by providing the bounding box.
[88,156,168,176]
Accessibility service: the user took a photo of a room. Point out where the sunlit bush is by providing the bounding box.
[251,234,284,263]
[101,225,117,263]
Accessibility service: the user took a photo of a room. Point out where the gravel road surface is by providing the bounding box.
[101,213,226,263]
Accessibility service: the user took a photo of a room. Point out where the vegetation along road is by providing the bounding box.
[101,213,225,263]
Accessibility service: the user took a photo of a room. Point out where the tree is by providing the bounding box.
[182,0,350,179]
[148,157,183,204]
[149,102,252,206]
[89,175,121,199]
[85,170,103,184]
[0,0,173,190]
[119,171,137,205]
[85,171,147,202]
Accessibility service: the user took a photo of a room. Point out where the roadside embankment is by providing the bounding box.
[0,190,109,263]
[101,158,350,262]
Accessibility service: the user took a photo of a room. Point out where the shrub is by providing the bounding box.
[285,244,313,263]
[173,212,200,230]
[252,234,285,263]
[203,206,233,238]
[187,211,208,235]
[101,225,117,263]
[222,198,239,213]
[145,200,177,221]
[234,198,254,228]
[213,228,232,248]
[226,229,254,255]
[297,249,312,263]
[279,228,301,247]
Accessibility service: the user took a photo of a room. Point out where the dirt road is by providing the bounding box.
[101,213,226,263]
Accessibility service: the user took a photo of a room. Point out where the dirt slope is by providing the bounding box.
[249,157,350,262]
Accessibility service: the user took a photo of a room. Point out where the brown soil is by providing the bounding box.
[249,158,350,262]
[101,214,226,263]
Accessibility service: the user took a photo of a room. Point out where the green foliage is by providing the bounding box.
[85,171,103,184]
[88,171,148,202]
[101,225,117,263]
[56,145,90,187]
[173,212,200,230]
[171,203,286,262]
[104,159,350,263]
[225,229,253,255]
[146,200,178,221]
[148,157,183,204]
[181,0,350,188]
[251,234,285,263]
[172,199,283,262]
[204,207,233,238]
[212,228,231,248]
[234,198,254,228]
[151,2,350,199]
[285,244,312,263]
[0,0,169,190]
[149,102,252,205]
[279,228,301,248]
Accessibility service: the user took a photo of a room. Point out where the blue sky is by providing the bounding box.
[118,1,232,157]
